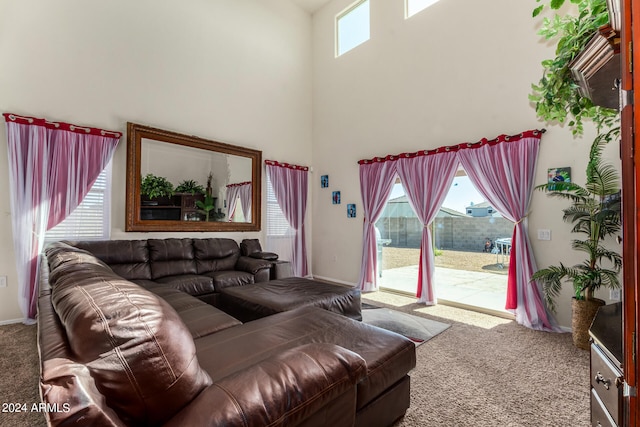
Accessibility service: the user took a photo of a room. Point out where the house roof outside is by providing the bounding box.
[382,195,466,218]
[466,201,492,209]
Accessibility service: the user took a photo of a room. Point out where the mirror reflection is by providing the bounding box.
[140,139,252,222]
[125,123,261,232]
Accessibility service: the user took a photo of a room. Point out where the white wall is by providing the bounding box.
[0,0,313,322]
[310,0,621,328]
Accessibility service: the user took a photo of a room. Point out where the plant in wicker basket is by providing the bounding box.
[532,130,621,349]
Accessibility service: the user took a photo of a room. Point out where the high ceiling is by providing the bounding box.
[291,0,332,14]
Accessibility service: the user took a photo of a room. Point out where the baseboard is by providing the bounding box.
[0,318,27,326]
[310,277,569,330]
[436,298,515,320]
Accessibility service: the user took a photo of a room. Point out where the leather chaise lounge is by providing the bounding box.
[37,239,416,426]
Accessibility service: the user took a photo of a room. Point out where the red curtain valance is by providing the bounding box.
[357,129,545,165]
[265,159,309,171]
[3,113,122,138]
[226,181,251,188]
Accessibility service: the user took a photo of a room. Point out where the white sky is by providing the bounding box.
[389,175,486,214]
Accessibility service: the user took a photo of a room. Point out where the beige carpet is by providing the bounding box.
[0,292,589,427]
[362,292,590,427]
[0,322,43,427]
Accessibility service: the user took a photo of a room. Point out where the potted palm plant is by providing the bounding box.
[196,194,216,222]
[532,130,621,349]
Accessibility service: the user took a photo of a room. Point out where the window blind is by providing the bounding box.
[45,162,112,242]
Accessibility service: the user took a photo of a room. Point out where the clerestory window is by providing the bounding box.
[405,0,441,18]
[336,0,370,57]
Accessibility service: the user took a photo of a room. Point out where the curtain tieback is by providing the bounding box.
[514,213,530,225]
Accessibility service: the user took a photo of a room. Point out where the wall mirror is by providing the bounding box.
[125,122,261,232]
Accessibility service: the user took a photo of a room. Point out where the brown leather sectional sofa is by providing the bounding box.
[65,238,275,306]
[37,238,416,426]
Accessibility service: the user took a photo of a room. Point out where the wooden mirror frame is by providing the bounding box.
[125,122,261,232]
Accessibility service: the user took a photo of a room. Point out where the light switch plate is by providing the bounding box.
[537,229,551,241]
[610,289,621,301]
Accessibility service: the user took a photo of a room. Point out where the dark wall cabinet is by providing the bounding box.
[590,303,624,426]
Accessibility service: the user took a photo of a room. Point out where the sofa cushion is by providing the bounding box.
[46,242,115,282]
[66,240,151,280]
[154,274,215,296]
[148,238,197,279]
[194,307,416,411]
[146,285,242,338]
[240,238,262,256]
[49,261,211,426]
[203,270,255,291]
[193,238,240,273]
[164,344,366,427]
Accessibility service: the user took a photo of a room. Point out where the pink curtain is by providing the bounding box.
[396,151,459,304]
[357,160,397,292]
[225,185,241,220]
[239,183,252,222]
[225,182,252,222]
[457,134,558,331]
[4,113,121,321]
[265,161,309,277]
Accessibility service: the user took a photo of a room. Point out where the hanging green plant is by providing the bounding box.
[529,0,618,135]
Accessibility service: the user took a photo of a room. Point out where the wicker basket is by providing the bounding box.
[572,297,605,350]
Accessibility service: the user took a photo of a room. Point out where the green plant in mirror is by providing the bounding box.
[175,179,205,195]
[196,195,216,221]
[530,0,618,135]
[531,128,621,312]
[140,174,174,199]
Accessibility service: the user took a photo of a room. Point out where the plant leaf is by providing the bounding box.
[533,5,544,17]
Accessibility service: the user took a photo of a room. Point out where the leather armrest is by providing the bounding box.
[249,251,279,261]
[235,256,272,275]
[164,343,367,427]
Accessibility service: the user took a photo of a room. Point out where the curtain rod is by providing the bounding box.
[358,128,546,165]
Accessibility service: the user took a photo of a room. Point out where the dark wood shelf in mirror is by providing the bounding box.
[125,123,261,232]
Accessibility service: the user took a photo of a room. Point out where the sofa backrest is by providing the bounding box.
[39,261,126,426]
[65,239,151,280]
[148,238,198,279]
[44,242,212,426]
[67,238,246,280]
[193,238,241,274]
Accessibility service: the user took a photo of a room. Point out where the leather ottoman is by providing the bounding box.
[219,277,362,321]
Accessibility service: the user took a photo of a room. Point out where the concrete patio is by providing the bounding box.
[377,265,513,319]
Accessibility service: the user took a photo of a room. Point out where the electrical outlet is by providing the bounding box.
[0,276,6,288]
[610,289,621,301]
[537,229,551,241]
